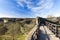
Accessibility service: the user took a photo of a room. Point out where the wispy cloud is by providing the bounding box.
[0,0,54,18]
[17,0,54,17]
[17,0,53,11]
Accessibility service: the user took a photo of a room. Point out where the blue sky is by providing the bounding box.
[0,0,60,18]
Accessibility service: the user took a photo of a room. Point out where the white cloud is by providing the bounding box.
[53,13,60,17]
[0,13,22,18]
[17,0,53,10]
[17,0,54,17]
[0,13,11,18]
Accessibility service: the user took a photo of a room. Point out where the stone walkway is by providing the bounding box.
[37,26,59,40]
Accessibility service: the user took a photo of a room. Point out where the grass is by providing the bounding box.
[17,34,26,40]
[0,37,2,40]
